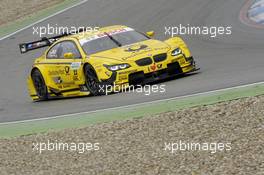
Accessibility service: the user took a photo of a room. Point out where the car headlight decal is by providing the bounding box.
[171,48,182,56]
[104,63,131,71]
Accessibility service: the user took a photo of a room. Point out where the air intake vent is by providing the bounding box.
[135,57,153,66]
[153,53,167,63]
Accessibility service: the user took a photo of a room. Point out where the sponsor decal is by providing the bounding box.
[179,58,186,65]
[80,27,134,45]
[27,41,46,49]
[122,49,153,60]
[118,69,138,75]
[118,75,127,81]
[157,64,163,69]
[53,77,63,84]
[124,44,148,52]
[105,71,111,77]
[57,83,74,89]
[65,66,70,74]
[48,70,65,76]
[150,63,157,71]
[73,75,80,81]
[154,47,170,51]
[70,62,81,70]
[97,28,128,38]
[62,81,75,87]
[73,70,78,76]
[148,63,162,72]
[48,49,57,58]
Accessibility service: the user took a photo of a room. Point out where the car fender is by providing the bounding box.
[164,37,192,58]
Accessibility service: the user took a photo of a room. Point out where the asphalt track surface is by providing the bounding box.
[0,0,263,122]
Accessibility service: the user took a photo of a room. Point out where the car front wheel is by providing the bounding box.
[84,64,105,96]
[31,69,48,101]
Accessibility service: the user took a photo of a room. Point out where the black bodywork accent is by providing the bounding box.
[129,59,198,85]
[19,28,85,53]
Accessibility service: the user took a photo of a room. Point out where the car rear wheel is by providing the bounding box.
[84,64,105,96]
[31,69,48,100]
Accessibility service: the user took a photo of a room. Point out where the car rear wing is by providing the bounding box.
[19,28,85,54]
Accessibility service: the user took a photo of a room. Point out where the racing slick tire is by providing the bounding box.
[84,64,106,96]
[31,69,48,101]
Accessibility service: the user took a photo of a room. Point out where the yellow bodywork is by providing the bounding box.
[28,25,197,101]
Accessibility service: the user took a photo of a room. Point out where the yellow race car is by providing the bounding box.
[19,25,199,101]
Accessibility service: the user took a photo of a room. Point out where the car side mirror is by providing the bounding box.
[146,31,155,37]
[63,52,75,59]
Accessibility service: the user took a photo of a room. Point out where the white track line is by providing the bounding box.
[1,81,263,125]
[0,0,88,41]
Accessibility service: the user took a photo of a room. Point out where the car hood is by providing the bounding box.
[88,39,171,63]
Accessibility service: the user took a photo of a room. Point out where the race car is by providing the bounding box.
[19,25,199,101]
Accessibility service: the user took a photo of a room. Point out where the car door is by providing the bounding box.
[44,40,84,90]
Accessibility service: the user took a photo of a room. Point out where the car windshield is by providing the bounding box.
[80,30,149,55]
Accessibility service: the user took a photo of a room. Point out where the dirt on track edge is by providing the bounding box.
[0,95,263,175]
[0,0,65,27]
